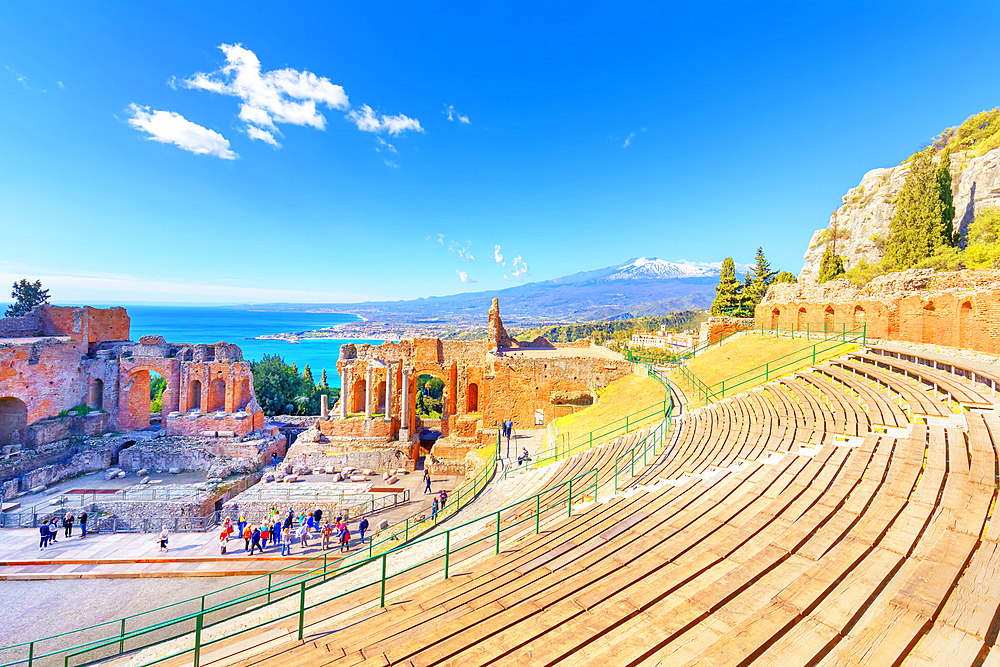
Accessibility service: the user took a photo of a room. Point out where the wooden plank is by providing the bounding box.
[899,621,984,667]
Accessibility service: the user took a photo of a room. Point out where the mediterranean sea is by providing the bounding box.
[124,305,383,388]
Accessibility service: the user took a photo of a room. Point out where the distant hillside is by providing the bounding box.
[515,310,708,344]
[247,257,724,325]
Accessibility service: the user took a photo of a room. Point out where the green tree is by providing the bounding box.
[742,246,778,309]
[818,246,846,282]
[773,271,796,284]
[937,149,956,246]
[884,149,945,269]
[320,369,329,389]
[6,279,51,317]
[711,258,742,316]
[149,374,166,413]
[251,354,305,415]
[966,208,1000,268]
[301,364,314,387]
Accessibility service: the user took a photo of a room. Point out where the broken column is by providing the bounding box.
[384,365,392,422]
[320,394,328,418]
[364,367,372,420]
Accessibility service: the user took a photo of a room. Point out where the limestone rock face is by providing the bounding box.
[799,146,1000,283]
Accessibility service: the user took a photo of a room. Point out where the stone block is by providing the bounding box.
[137,468,149,477]
[325,466,335,474]
[217,431,235,438]
[396,468,409,475]
[168,467,181,474]
[200,431,217,438]
[386,475,398,485]
[295,465,311,476]
[363,468,375,476]
[140,477,151,485]
[350,474,367,482]
[264,473,275,483]
[376,518,390,531]
[285,474,298,483]
[117,471,126,478]
[29,485,46,494]
[48,498,62,506]
[104,468,122,481]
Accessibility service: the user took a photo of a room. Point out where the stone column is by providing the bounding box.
[320,394,328,418]
[400,368,409,426]
[364,367,372,420]
[384,366,392,422]
[340,369,349,419]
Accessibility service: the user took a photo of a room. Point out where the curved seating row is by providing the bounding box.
[151,348,1000,667]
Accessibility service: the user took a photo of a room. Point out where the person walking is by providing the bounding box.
[281,525,292,556]
[249,526,262,556]
[260,524,269,551]
[63,511,74,538]
[272,519,282,548]
[243,524,252,552]
[219,529,229,555]
[505,419,513,450]
[313,507,323,532]
[321,521,333,550]
[158,526,169,553]
[297,522,309,548]
[48,518,59,544]
[306,512,315,534]
[79,511,88,539]
[439,489,448,509]
[272,452,277,466]
[339,524,351,552]
[358,517,369,545]
[39,522,50,551]
[237,514,246,536]
[423,468,432,494]
[431,498,438,521]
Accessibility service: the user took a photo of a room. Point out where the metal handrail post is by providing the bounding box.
[298,581,306,638]
[193,614,203,667]
[444,531,450,579]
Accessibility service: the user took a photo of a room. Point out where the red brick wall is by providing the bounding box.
[755,290,1000,353]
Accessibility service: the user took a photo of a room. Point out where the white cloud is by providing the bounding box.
[505,255,529,280]
[57,81,64,89]
[126,104,237,159]
[184,43,350,146]
[376,136,397,153]
[447,239,474,261]
[384,159,399,168]
[456,270,477,283]
[622,132,635,148]
[348,104,423,136]
[437,233,445,245]
[246,126,279,146]
[494,245,503,263]
[445,104,470,124]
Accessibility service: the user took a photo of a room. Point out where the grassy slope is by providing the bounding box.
[670,334,858,405]
[550,374,668,446]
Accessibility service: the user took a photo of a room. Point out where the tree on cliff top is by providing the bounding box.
[773,271,796,284]
[818,246,846,282]
[884,149,945,270]
[937,149,956,246]
[710,258,742,316]
[6,279,50,317]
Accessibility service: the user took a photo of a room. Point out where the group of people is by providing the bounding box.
[501,419,515,447]
[430,489,449,520]
[39,511,89,550]
[218,507,370,557]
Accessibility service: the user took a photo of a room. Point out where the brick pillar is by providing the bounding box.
[364,367,372,420]
[384,366,392,422]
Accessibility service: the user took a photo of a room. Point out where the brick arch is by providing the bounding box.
[189,380,202,411]
[796,306,807,331]
[352,378,367,413]
[921,301,938,344]
[852,304,866,326]
[234,377,252,411]
[0,397,27,446]
[120,369,154,431]
[207,377,226,413]
[769,307,780,329]
[959,301,973,348]
[411,366,449,419]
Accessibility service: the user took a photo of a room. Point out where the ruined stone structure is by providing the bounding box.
[325,299,633,462]
[0,305,264,448]
[755,268,1000,354]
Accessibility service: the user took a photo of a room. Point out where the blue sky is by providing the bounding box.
[2,1,999,304]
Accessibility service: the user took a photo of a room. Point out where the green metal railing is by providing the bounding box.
[3,368,682,667]
[676,323,867,405]
[4,465,598,667]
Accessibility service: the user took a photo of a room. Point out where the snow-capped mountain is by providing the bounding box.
[602,258,720,281]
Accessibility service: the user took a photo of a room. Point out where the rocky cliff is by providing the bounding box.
[799,145,1000,283]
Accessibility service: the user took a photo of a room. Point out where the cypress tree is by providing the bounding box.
[320,369,329,389]
[937,149,955,246]
[711,257,742,316]
[302,364,314,387]
[885,149,944,269]
[743,246,777,308]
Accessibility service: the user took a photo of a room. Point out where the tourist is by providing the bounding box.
[47,518,59,544]
[424,469,432,494]
[272,452,277,466]
[519,447,529,466]
[249,526,262,556]
[505,419,513,449]
[63,511,74,537]
[358,517,369,544]
[431,498,438,520]
[439,489,448,509]
[219,529,229,555]
[272,519,282,548]
[39,521,50,551]
[313,507,323,532]
[281,525,292,556]
[243,524,252,552]
[306,512,316,534]
[321,521,333,550]
[158,526,169,553]
[260,523,269,550]
[79,511,88,538]
[339,524,351,552]
[237,513,246,535]
[297,522,309,548]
